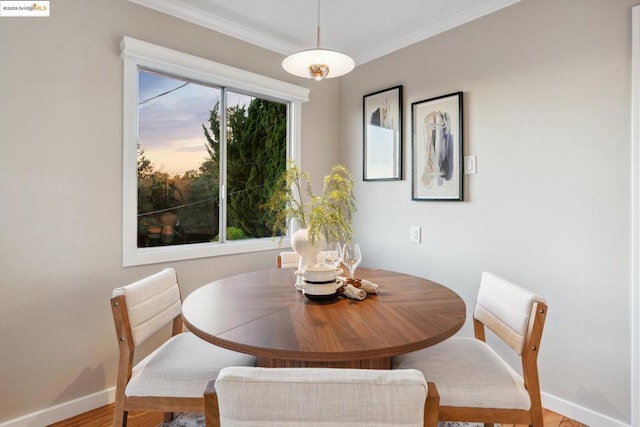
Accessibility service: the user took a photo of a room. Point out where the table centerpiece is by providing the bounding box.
[265,160,356,270]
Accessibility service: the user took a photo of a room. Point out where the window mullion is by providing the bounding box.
[219,87,228,243]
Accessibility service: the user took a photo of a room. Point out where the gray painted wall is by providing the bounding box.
[340,0,634,423]
[0,0,338,422]
[0,0,636,425]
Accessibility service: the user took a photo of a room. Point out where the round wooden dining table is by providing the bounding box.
[182,267,466,369]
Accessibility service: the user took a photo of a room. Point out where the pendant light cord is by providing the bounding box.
[316,0,321,49]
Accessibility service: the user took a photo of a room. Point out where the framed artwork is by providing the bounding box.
[411,91,463,201]
[363,85,403,181]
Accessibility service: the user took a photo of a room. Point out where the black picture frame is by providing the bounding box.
[363,85,403,181]
[411,91,463,201]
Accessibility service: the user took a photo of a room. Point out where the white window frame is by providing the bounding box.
[121,36,309,267]
[631,7,640,426]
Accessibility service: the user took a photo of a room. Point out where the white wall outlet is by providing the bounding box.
[410,226,421,243]
[464,155,477,174]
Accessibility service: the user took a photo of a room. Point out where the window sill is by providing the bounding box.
[123,237,290,267]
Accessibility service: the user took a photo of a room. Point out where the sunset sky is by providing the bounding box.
[138,70,253,176]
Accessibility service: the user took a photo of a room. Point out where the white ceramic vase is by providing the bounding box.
[291,228,325,269]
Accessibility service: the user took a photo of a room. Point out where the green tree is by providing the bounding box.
[177,157,219,240]
[203,98,286,238]
[137,145,153,178]
[137,96,286,247]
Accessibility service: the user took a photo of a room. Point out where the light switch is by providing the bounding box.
[410,226,421,243]
[464,155,477,174]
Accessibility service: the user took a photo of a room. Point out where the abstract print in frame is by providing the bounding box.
[411,91,463,201]
[363,85,403,181]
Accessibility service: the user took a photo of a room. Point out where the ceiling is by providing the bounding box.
[129,0,521,66]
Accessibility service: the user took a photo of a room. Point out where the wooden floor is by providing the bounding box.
[49,404,588,427]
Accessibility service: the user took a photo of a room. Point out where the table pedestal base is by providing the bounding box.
[257,356,391,370]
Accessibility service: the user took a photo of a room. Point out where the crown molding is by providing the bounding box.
[128,0,298,56]
[129,0,521,67]
[353,0,522,65]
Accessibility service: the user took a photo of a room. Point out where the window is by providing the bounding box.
[121,37,309,266]
[137,71,287,246]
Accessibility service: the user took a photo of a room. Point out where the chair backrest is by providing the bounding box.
[212,367,432,427]
[473,271,546,355]
[277,251,300,268]
[277,251,334,268]
[111,267,182,347]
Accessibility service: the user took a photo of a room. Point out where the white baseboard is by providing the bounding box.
[542,391,630,427]
[0,387,115,427]
[0,387,630,427]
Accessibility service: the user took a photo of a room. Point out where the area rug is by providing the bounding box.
[158,412,483,426]
[158,413,204,427]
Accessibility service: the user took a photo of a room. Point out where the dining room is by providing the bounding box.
[0,0,637,426]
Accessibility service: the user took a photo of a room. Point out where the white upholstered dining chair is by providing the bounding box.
[276,250,300,268]
[276,250,334,268]
[204,366,440,427]
[110,268,256,427]
[393,271,548,427]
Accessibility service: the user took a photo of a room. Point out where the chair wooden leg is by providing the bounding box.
[112,398,126,427]
[163,412,174,422]
[531,407,544,427]
[530,391,544,427]
[112,369,128,427]
[204,380,221,427]
[424,382,439,427]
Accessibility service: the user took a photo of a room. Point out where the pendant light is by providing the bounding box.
[282,0,354,81]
